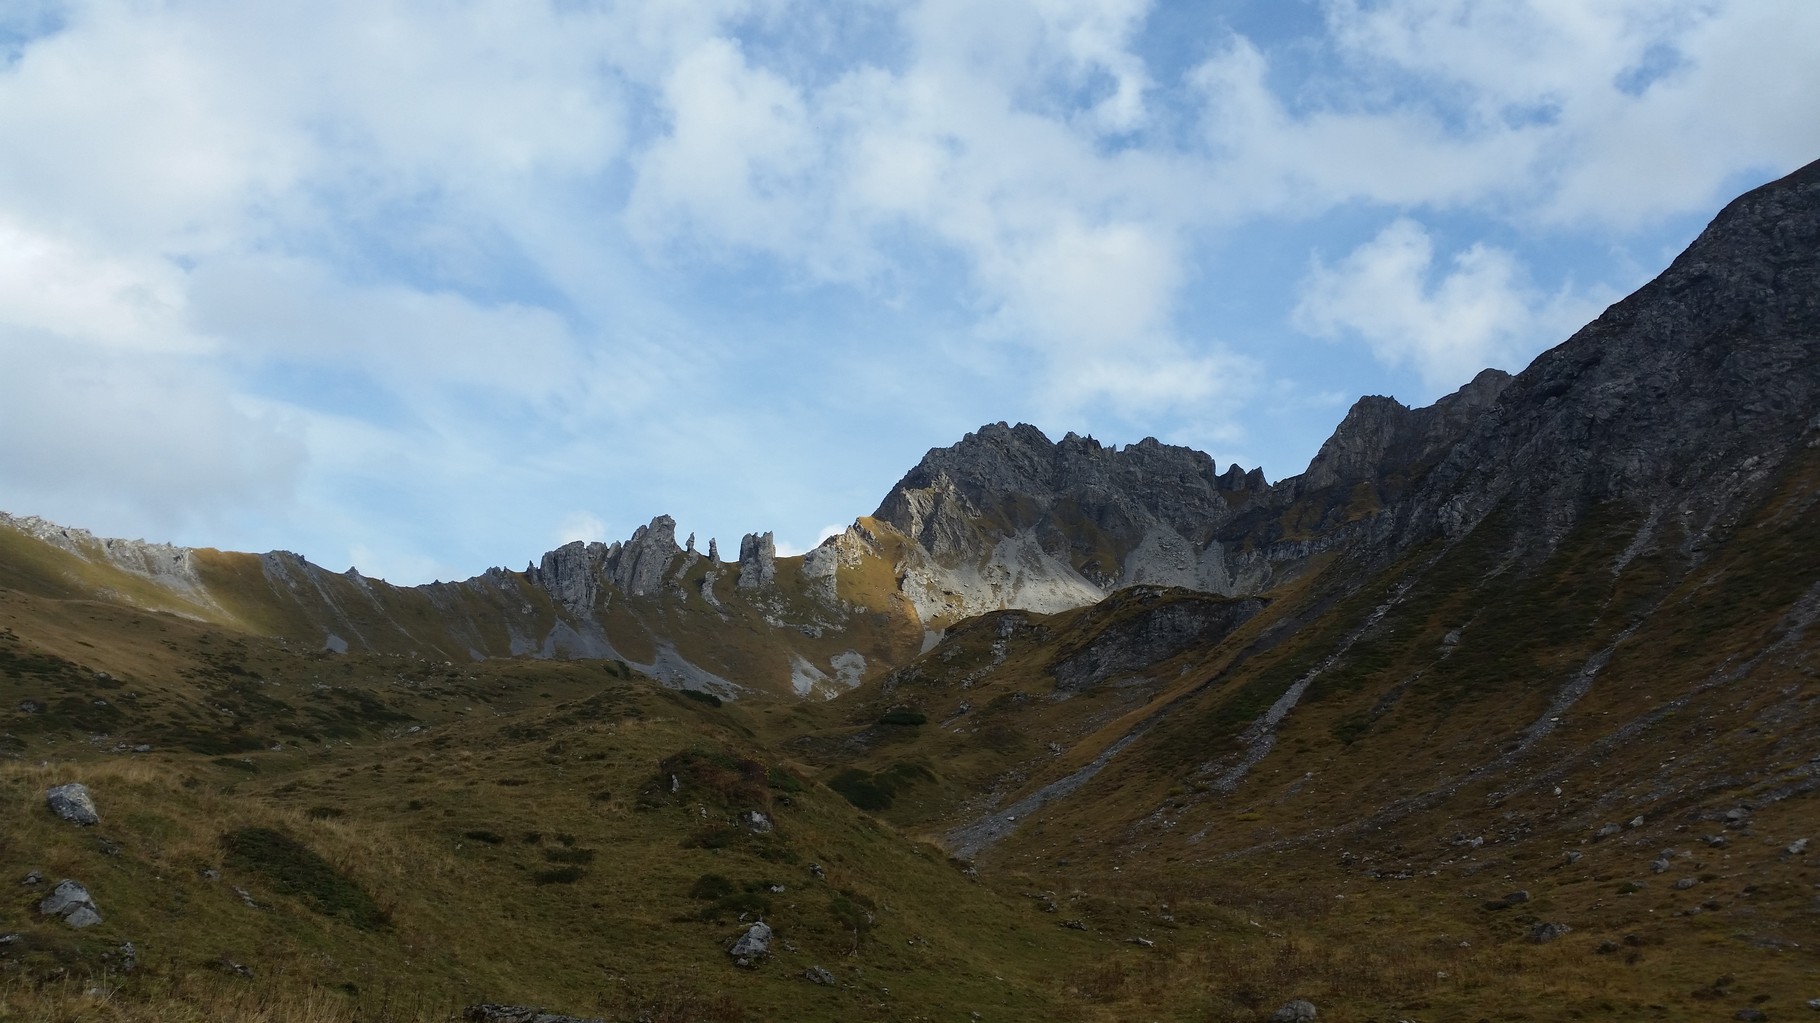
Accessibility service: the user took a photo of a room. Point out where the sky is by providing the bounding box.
[1,0,1816,584]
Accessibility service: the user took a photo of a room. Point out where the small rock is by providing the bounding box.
[1528,922,1572,944]
[1788,838,1809,856]
[1564,850,1582,864]
[1651,858,1671,874]
[18,700,41,714]
[1674,877,1699,890]
[0,934,21,945]
[21,870,42,886]
[1629,816,1644,828]
[1062,919,1087,930]
[1805,997,1820,1010]
[118,941,136,972]
[808,863,825,879]
[1708,834,1730,848]
[803,966,836,986]
[743,810,774,834]
[1724,807,1751,827]
[38,880,102,928]
[1595,822,1621,841]
[729,922,772,967]
[45,783,100,826]
[200,868,220,882]
[1503,890,1531,904]
[1268,999,1318,1022]
[1130,936,1155,947]
[1596,940,1619,954]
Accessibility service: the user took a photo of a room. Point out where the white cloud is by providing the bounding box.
[627,36,821,255]
[554,512,607,546]
[1293,218,1608,391]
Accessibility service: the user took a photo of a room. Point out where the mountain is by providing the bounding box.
[1,159,1817,1022]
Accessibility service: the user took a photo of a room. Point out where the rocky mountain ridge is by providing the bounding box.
[6,159,1819,706]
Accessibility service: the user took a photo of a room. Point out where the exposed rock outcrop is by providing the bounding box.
[1289,368,1511,496]
[39,879,102,928]
[737,532,776,591]
[607,516,679,597]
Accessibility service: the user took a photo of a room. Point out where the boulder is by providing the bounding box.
[45,783,99,826]
[1269,1000,1318,1022]
[1528,922,1572,943]
[728,921,772,966]
[803,965,835,986]
[39,879,102,928]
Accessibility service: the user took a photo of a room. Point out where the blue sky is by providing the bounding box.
[1,0,1815,583]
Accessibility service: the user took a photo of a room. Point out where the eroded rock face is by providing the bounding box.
[875,424,1240,577]
[737,532,776,591]
[1405,158,1820,555]
[609,516,680,597]
[1293,369,1512,496]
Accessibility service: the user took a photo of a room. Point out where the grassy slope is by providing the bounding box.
[0,587,1182,1023]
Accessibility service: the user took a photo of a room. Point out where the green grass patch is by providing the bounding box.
[220,826,387,930]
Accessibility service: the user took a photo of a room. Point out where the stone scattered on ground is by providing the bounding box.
[1528,922,1572,943]
[804,965,836,985]
[1595,822,1621,840]
[20,870,41,886]
[743,810,774,834]
[728,921,772,967]
[463,1005,605,1023]
[1674,877,1700,890]
[1268,999,1318,1022]
[38,880,102,928]
[45,783,99,826]
[1788,838,1809,855]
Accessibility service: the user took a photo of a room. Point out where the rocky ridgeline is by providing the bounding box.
[0,511,213,599]
[532,516,780,610]
[5,159,1817,697]
[1401,158,1820,556]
